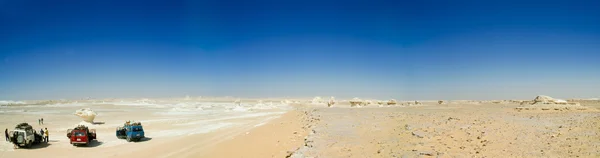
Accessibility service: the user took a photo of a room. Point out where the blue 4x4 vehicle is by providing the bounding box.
[116,121,145,142]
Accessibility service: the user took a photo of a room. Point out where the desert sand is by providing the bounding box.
[1,96,600,158]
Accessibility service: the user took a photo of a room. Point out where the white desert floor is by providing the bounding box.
[0,101,293,158]
[1,100,600,158]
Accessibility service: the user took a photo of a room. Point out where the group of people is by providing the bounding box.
[40,128,49,142]
[38,118,44,125]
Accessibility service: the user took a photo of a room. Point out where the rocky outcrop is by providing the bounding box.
[516,95,589,111]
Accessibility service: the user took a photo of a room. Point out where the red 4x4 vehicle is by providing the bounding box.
[66,125,96,146]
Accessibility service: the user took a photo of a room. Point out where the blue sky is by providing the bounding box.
[1,0,599,100]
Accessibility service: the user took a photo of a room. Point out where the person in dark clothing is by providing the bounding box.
[40,128,45,142]
[4,128,8,141]
[41,118,44,125]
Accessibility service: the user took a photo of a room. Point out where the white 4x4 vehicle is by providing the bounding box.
[9,123,42,148]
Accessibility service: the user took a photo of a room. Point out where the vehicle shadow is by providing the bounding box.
[25,142,52,149]
[135,137,152,143]
[78,140,103,148]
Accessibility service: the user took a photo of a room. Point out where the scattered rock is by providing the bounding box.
[419,151,436,156]
[405,124,412,130]
[412,131,427,138]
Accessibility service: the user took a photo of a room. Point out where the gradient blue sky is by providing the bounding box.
[1,0,599,100]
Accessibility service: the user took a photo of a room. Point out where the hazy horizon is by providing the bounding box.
[1,0,599,100]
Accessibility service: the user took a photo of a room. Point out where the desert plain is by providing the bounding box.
[0,96,599,158]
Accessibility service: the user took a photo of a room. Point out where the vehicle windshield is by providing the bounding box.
[74,132,86,136]
[132,128,143,132]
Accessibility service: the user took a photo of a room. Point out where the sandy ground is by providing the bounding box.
[192,110,309,158]
[1,99,599,158]
[290,101,600,158]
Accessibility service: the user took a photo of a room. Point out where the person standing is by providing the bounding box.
[4,128,8,142]
[41,118,44,125]
[44,128,49,142]
[40,128,45,142]
[38,119,41,125]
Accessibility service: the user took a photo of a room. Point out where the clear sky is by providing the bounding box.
[1,0,599,100]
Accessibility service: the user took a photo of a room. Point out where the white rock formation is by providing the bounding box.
[554,99,568,104]
[282,99,293,104]
[0,100,26,106]
[414,101,422,105]
[516,95,588,111]
[135,98,156,104]
[327,97,336,107]
[74,108,97,123]
[230,106,249,112]
[387,99,397,105]
[312,97,323,104]
[531,95,569,105]
[234,99,241,106]
[349,98,363,107]
[533,95,557,104]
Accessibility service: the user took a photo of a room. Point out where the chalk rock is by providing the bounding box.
[74,108,97,123]
[327,97,336,107]
[312,97,323,104]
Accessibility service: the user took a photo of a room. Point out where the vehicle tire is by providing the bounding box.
[126,137,131,142]
[26,142,32,148]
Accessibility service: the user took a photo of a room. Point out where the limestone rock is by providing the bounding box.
[74,108,97,123]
